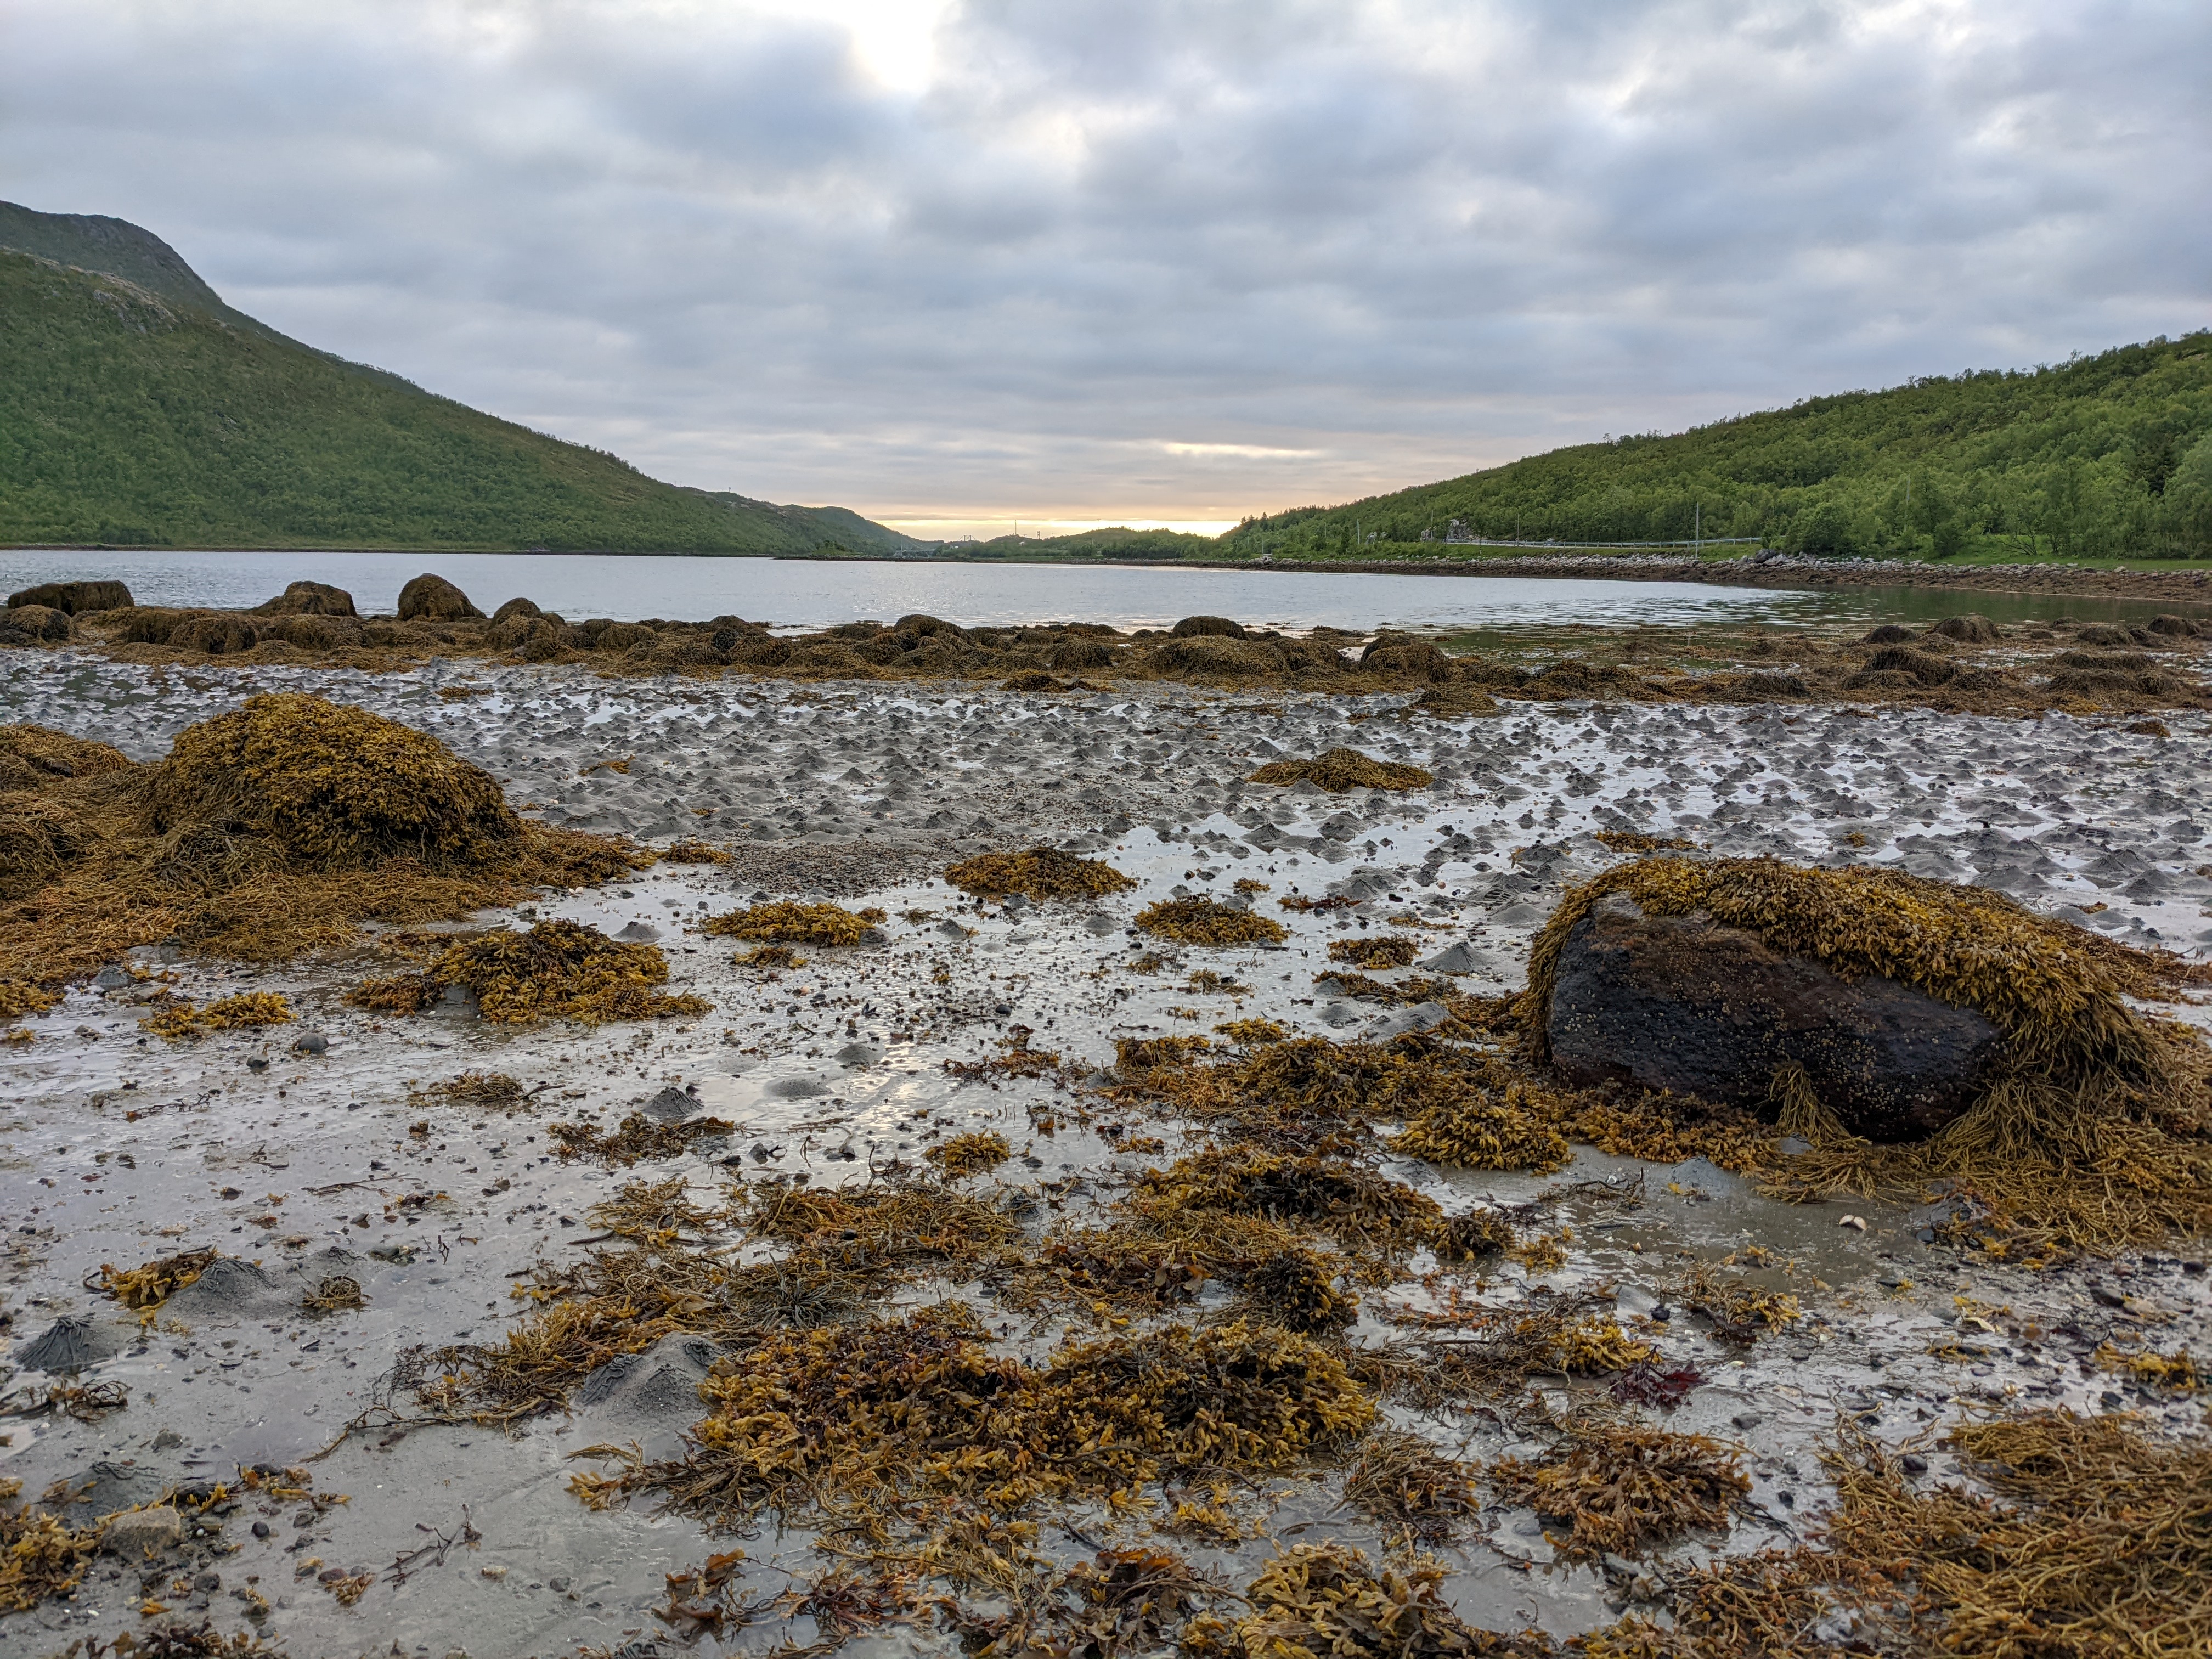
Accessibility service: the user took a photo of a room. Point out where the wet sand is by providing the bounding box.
[3,650,2209,1657]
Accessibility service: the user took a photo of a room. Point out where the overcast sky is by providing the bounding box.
[6,1,2207,535]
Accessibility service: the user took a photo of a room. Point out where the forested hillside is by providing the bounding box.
[0,206,912,555]
[1224,334,2212,562]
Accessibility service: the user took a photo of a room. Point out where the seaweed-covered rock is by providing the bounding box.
[1171,615,1246,639]
[490,596,543,625]
[1049,637,1116,671]
[728,635,794,667]
[0,724,129,789]
[166,613,261,654]
[514,617,577,660]
[1544,892,2001,1141]
[148,692,522,870]
[0,796,99,898]
[252,580,358,617]
[8,579,133,614]
[1359,636,1457,681]
[1928,613,2002,643]
[893,613,966,640]
[1,603,72,642]
[1862,624,1915,644]
[396,572,483,622]
[1149,636,1286,678]
[1859,645,1956,686]
[259,612,364,650]
[2148,613,2202,637]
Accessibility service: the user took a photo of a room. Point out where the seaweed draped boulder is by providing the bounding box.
[251,579,358,618]
[1528,856,2169,1145]
[7,579,133,614]
[146,692,522,869]
[396,572,483,622]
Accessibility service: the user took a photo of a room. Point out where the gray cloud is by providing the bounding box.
[5,0,2207,529]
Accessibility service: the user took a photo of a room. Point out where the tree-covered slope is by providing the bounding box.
[1225,334,2212,562]
[0,208,912,554]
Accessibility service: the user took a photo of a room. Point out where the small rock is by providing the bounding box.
[615,921,660,941]
[1730,1413,1763,1430]
[102,1506,185,1557]
[291,1031,329,1054]
[93,964,132,991]
[2090,1284,2128,1309]
[252,1521,272,1538]
[1899,1454,1928,1475]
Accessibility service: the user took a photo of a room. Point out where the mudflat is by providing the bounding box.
[2,607,2209,1659]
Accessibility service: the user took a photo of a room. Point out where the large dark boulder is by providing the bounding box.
[9,579,134,614]
[396,573,484,622]
[1544,893,2002,1142]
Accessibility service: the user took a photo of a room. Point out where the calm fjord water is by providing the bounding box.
[0,548,2180,633]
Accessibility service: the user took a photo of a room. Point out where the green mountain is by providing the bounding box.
[0,203,916,555]
[1224,334,2212,563]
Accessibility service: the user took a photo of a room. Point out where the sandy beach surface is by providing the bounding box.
[3,647,2209,1658]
